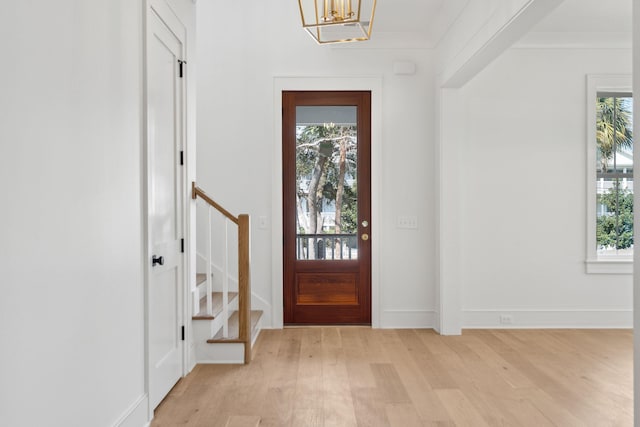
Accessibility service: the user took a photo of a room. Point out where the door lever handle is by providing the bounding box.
[152,255,164,266]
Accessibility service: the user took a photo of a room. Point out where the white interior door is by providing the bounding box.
[147,6,185,410]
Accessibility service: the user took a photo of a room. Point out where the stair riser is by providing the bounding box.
[195,317,262,364]
[192,319,217,340]
[192,298,240,342]
[195,342,245,364]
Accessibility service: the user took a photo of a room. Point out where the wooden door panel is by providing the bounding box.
[296,272,359,305]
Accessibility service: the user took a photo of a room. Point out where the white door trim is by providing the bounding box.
[144,0,189,418]
[272,76,383,328]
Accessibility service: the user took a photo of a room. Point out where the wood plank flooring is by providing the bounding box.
[151,328,632,426]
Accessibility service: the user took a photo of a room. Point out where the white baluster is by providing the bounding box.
[222,219,229,338]
[206,205,213,316]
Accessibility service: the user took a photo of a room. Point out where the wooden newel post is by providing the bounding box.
[238,214,251,363]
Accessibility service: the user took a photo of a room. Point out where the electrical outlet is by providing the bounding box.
[499,314,513,325]
[397,215,418,229]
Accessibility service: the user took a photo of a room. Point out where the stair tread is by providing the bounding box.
[192,291,238,320]
[207,310,263,343]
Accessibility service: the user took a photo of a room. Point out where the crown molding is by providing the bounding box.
[514,31,631,49]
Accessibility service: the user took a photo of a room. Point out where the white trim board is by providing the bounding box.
[514,32,631,50]
[272,76,383,329]
[463,309,632,329]
[584,74,632,275]
[112,394,149,427]
[379,310,437,329]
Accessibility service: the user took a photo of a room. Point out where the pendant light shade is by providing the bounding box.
[297,0,377,44]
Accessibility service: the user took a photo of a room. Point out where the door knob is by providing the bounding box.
[152,255,164,266]
[361,220,369,228]
[361,234,369,241]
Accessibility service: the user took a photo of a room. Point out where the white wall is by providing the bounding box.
[0,1,146,426]
[0,0,196,425]
[434,0,565,334]
[196,0,437,328]
[459,47,633,327]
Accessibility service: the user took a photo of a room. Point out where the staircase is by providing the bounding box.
[192,183,262,364]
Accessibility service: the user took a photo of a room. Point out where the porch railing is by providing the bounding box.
[296,233,358,260]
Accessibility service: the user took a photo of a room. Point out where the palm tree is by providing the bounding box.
[596,96,633,173]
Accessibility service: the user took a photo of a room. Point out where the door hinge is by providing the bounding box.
[180,150,184,165]
[181,238,185,253]
[178,60,186,78]
[181,325,185,341]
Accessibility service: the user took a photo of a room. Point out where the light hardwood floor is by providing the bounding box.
[152,328,632,426]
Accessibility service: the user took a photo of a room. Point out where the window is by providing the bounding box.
[586,75,633,274]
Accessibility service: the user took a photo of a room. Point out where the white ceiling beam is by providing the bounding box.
[437,0,565,88]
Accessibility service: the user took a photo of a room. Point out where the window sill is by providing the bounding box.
[585,258,633,274]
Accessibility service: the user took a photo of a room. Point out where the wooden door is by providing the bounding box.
[283,91,371,324]
[147,5,185,410]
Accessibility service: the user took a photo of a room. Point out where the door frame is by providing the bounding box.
[143,0,191,417]
[272,77,382,328]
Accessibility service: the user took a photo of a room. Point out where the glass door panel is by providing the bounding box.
[295,106,358,260]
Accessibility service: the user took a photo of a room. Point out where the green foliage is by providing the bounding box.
[340,183,358,234]
[596,183,634,250]
[596,97,633,172]
[296,123,358,234]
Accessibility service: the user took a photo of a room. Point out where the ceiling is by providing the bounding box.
[369,0,631,49]
[371,0,469,48]
[530,0,631,34]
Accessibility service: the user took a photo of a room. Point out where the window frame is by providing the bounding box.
[586,74,633,274]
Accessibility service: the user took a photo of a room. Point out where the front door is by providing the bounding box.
[147,5,185,410]
[283,91,371,324]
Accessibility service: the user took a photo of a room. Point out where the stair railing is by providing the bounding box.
[192,182,253,363]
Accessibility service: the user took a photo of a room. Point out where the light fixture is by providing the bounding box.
[297,0,377,45]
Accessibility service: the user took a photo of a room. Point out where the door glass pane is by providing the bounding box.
[295,106,358,260]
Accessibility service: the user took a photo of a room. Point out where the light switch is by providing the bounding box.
[397,215,418,229]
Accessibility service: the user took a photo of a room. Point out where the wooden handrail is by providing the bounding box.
[192,182,239,225]
[193,181,252,363]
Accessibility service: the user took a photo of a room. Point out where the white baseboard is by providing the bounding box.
[432,310,441,333]
[188,343,197,373]
[112,393,149,427]
[463,309,633,329]
[379,310,436,328]
[251,292,272,328]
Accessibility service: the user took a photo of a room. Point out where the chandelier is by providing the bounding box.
[297,0,377,44]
